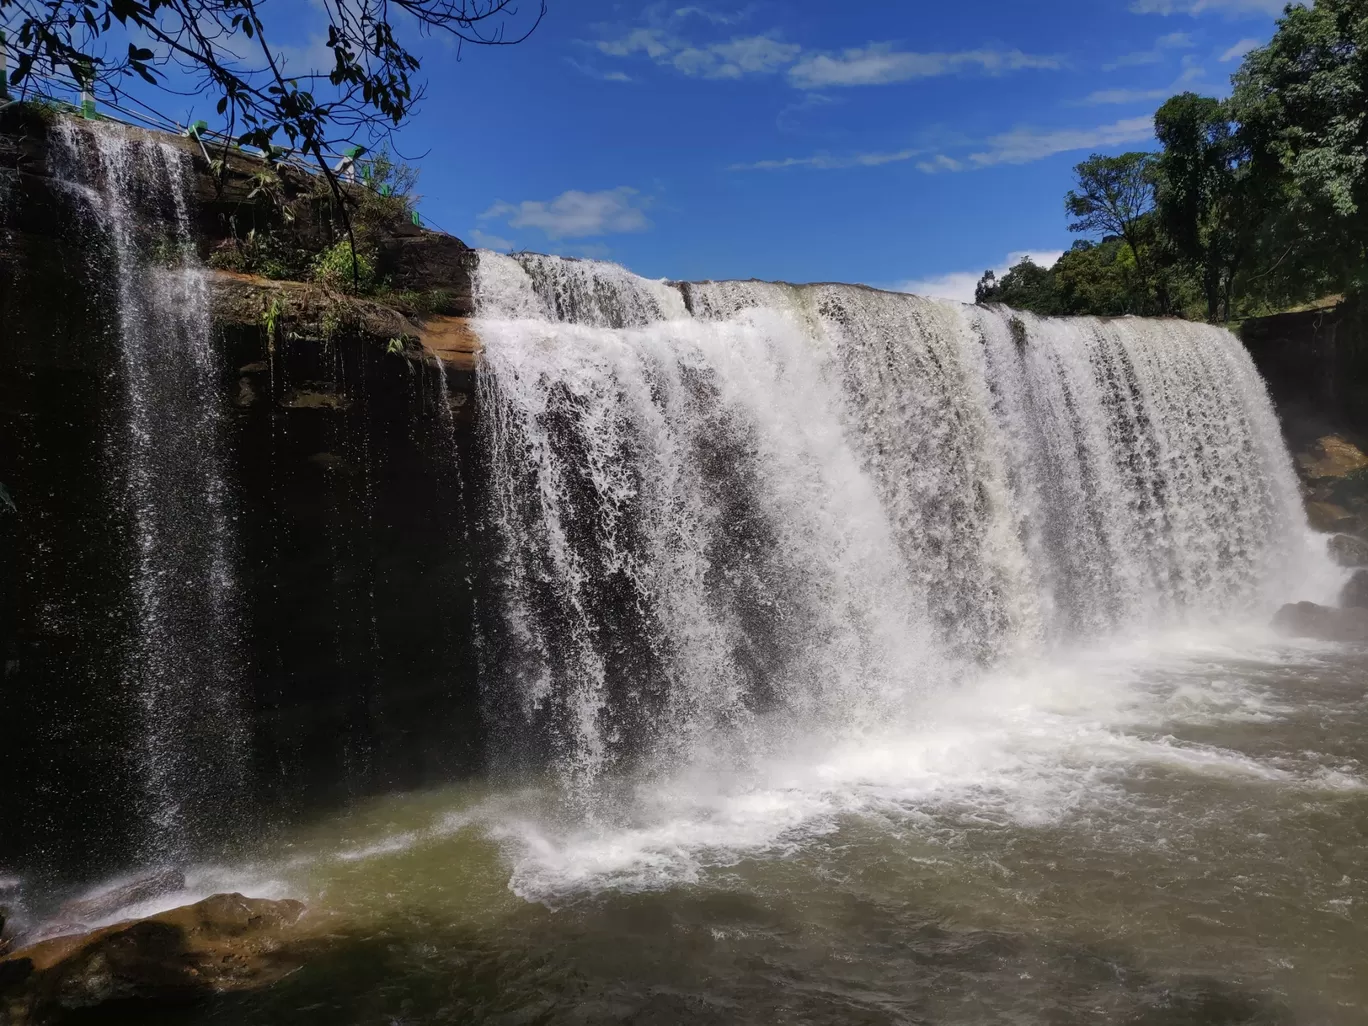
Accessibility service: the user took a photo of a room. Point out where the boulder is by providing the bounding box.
[56,867,185,926]
[0,893,307,1025]
[1327,533,1368,567]
[1341,570,1368,609]
[1297,435,1368,479]
[1305,500,1356,533]
[1273,601,1368,642]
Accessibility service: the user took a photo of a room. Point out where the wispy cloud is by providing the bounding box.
[591,13,1060,90]
[480,188,652,239]
[1130,0,1284,15]
[1080,56,1204,104]
[595,28,799,79]
[895,249,1066,304]
[738,114,1158,176]
[730,147,923,171]
[1103,31,1194,70]
[468,228,515,251]
[965,115,1156,167]
[565,57,633,82]
[916,154,966,173]
[1220,37,1261,60]
[788,44,1060,89]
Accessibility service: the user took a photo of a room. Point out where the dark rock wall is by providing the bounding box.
[0,117,484,890]
[1241,301,1367,444]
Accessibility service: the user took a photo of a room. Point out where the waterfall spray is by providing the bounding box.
[472,251,1328,793]
[49,119,247,864]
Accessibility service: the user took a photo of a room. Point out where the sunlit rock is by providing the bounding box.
[0,893,307,1025]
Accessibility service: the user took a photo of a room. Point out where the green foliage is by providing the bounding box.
[312,239,377,293]
[976,257,1061,313]
[1231,0,1368,300]
[206,229,305,280]
[997,3,1365,323]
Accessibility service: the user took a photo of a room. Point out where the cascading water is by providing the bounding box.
[49,121,246,863]
[473,251,1328,795]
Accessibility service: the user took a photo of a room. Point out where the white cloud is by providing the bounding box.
[895,249,1065,304]
[1082,86,1171,105]
[916,154,966,173]
[968,115,1155,166]
[1103,31,1194,70]
[730,147,923,171]
[566,58,633,81]
[1081,56,1204,104]
[1220,37,1262,60]
[480,188,651,239]
[1131,0,1285,14]
[596,29,799,79]
[468,228,515,251]
[788,44,1060,89]
[671,5,752,25]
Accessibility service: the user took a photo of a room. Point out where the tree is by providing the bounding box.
[1065,152,1159,311]
[1230,0,1368,298]
[975,257,1059,313]
[0,0,545,202]
[1153,93,1252,322]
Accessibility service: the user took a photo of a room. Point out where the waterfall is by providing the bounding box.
[50,121,246,862]
[473,251,1324,792]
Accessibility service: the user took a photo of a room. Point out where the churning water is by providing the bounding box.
[49,122,246,862]
[472,251,1332,796]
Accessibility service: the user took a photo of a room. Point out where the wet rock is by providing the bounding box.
[0,892,307,1025]
[1305,500,1356,533]
[1273,601,1368,642]
[1327,533,1368,567]
[1297,435,1368,480]
[1341,570,1368,609]
[56,868,185,925]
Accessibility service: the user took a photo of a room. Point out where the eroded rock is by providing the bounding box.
[1273,601,1368,642]
[0,892,307,1025]
[1327,533,1368,567]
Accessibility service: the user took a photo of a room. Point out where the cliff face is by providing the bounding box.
[1241,301,1367,442]
[0,111,488,887]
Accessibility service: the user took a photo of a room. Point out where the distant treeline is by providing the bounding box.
[976,0,1365,323]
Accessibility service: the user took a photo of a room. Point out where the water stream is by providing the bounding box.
[49,122,247,863]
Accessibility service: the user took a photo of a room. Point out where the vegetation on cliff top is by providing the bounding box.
[977,0,1366,324]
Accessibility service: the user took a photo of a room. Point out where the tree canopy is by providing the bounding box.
[976,0,1365,324]
[0,0,545,177]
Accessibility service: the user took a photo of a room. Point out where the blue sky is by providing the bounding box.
[180,0,1283,297]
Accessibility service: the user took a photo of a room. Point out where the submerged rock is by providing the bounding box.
[1273,601,1368,642]
[55,867,185,926]
[1327,533,1368,567]
[1341,570,1368,609]
[0,892,307,1024]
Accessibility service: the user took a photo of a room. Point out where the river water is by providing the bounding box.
[111,628,1367,1024]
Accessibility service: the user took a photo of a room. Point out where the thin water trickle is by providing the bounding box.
[48,120,247,864]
